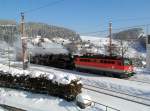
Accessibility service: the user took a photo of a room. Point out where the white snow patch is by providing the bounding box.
[76,93,92,104]
[0,64,79,85]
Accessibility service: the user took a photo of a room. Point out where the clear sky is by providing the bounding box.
[0,0,150,35]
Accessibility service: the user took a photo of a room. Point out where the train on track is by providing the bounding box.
[30,53,135,78]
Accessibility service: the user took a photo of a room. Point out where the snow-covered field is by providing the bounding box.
[0,63,150,111]
[0,36,149,111]
[0,86,105,111]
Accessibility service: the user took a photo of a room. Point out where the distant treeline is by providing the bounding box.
[0,20,81,43]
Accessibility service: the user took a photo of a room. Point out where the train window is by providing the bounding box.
[94,59,97,62]
[80,59,86,62]
[95,60,99,63]
[100,60,103,63]
[91,59,96,62]
[104,60,107,63]
[118,62,122,66]
[111,61,115,64]
[87,60,90,62]
[107,61,109,63]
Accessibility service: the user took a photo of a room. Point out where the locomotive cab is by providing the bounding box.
[122,59,134,76]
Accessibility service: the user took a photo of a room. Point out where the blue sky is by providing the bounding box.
[0,0,150,35]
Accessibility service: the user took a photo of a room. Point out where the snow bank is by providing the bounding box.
[0,87,104,111]
[0,64,78,85]
[130,67,150,83]
[76,93,92,104]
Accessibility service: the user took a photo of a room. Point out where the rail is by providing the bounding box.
[83,84,150,107]
[74,98,120,111]
[91,100,120,111]
[0,104,26,111]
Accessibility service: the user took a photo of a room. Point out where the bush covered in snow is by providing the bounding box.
[0,64,82,101]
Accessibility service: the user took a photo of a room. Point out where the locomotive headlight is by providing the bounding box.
[128,66,132,72]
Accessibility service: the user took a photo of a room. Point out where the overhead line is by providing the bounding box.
[112,17,150,23]
[81,17,150,31]
[23,0,66,14]
[80,24,149,35]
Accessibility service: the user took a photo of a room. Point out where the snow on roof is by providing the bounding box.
[52,37,71,44]
[0,64,79,85]
[31,36,53,44]
[76,93,92,104]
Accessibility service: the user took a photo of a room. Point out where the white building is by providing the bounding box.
[146,35,150,68]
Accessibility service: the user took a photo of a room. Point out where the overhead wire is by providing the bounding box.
[80,24,149,35]
[112,17,150,23]
[80,16,150,35]
[23,0,66,14]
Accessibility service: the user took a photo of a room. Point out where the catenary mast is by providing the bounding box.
[20,12,28,70]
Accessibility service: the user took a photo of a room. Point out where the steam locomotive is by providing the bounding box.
[30,53,134,78]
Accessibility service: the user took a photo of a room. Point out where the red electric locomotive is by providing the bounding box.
[74,54,134,78]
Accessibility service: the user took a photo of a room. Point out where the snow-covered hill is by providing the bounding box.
[80,36,146,64]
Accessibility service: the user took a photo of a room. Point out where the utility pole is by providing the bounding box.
[146,24,150,69]
[109,21,112,56]
[21,12,28,70]
[120,39,123,58]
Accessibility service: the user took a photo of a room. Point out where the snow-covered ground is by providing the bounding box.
[0,87,105,111]
[0,37,149,111]
[0,63,150,111]
[130,67,150,83]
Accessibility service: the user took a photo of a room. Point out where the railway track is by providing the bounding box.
[83,83,150,107]
[31,63,150,84]
[9,62,150,84]
[0,104,26,111]
[127,79,150,85]
[34,64,150,86]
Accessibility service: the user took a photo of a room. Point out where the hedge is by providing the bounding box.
[0,71,82,101]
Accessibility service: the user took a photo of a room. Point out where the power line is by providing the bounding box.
[80,16,150,31]
[80,24,150,35]
[23,0,66,14]
[112,17,150,23]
